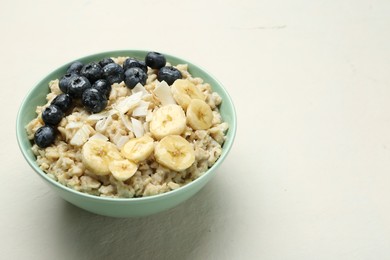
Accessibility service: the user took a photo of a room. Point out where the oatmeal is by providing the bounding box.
[26,53,228,198]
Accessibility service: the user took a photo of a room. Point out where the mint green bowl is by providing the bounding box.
[16,50,236,217]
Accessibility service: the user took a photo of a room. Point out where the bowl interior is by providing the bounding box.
[16,50,237,202]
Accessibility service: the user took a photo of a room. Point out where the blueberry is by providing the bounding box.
[123,58,147,73]
[80,62,103,83]
[59,73,77,94]
[92,79,111,98]
[145,52,166,69]
[34,125,56,148]
[81,88,108,113]
[99,58,114,68]
[66,61,83,74]
[42,105,64,125]
[68,75,91,98]
[124,68,147,89]
[157,66,182,85]
[51,94,73,113]
[102,63,124,85]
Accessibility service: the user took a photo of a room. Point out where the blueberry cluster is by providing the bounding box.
[146,52,182,85]
[34,93,73,148]
[34,51,183,148]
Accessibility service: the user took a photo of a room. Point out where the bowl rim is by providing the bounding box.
[16,49,237,202]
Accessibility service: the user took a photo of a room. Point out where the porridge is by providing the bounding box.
[26,52,228,198]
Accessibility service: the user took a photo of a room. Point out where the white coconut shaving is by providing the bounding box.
[116,135,130,149]
[114,91,142,114]
[154,81,176,106]
[95,116,113,133]
[87,110,117,121]
[70,124,93,146]
[89,132,109,141]
[118,113,133,132]
[145,109,154,122]
[65,121,84,129]
[132,100,150,117]
[131,83,149,97]
[131,117,144,138]
[143,121,149,133]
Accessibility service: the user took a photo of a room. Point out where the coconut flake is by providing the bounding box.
[87,110,117,121]
[95,116,113,133]
[70,124,92,146]
[116,136,130,149]
[114,91,142,114]
[132,101,150,117]
[66,121,84,129]
[143,121,149,133]
[145,109,154,122]
[154,81,176,106]
[132,83,149,97]
[89,132,109,141]
[112,132,122,144]
[87,111,109,121]
[132,84,152,101]
[119,113,133,132]
[110,132,129,149]
[131,117,144,138]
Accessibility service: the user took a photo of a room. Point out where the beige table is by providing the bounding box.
[2,0,390,259]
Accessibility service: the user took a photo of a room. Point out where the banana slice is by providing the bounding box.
[154,135,195,171]
[171,79,205,109]
[150,104,186,139]
[82,139,122,175]
[109,159,138,181]
[186,99,214,130]
[121,135,154,162]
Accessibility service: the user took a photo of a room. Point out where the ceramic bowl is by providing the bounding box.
[16,50,236,217]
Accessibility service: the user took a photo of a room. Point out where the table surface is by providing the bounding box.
[2,0,390,259]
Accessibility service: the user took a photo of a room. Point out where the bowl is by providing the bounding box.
[16,50,236,217]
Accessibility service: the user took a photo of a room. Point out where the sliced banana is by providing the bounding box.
[171,79,205,110]
[82,139,122,175]
[109,159,138,181]
[154,135,195,171]
[121,135,154,162]
[186,99,214,130]
[149,104,186,139]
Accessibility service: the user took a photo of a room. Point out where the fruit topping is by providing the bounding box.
[157,66,182,85]
[109,159,138,181]
[154,135,195,171]
[68,75,91,98]
[186,99,213,130]
[91,79,111,98]
[42,105,64,125]
[145,52,166,69]
[81,139,122,175]
[124,67,147,88]
[81,88,108,113]
[123,58,147,73]
[121,135,154,163]
[171,79,205,110]
[50,94,73,113]
[149,104,186,139]
[80,62,103,83]
[102,63,124,85]
[66,61,83,74]
[59,73,77,94]
[99,58,114,68]
[34,125,56,148]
